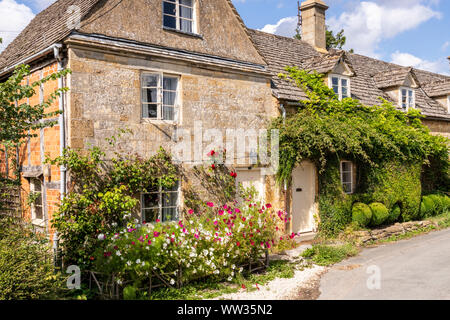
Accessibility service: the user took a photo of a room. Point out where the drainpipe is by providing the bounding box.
[278,103,289,231]
[53,44,65,264]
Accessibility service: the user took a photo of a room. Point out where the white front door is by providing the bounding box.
[291,162,317,234]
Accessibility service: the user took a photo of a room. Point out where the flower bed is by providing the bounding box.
[91,198,291,299]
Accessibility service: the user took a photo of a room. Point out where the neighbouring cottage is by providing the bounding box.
[0,0,449,244]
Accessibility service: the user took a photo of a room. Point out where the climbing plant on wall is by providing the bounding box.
[271,67,449,236]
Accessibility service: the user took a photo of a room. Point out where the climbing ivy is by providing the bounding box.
[272,67,449,236]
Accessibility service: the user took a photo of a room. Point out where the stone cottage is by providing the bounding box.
[0,0,449,243]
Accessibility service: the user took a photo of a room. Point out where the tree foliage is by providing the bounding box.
[0,65,70,146]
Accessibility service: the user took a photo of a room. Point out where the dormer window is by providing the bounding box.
[163,0,196,34]
[400,87,415,110]
[329,74,350,100]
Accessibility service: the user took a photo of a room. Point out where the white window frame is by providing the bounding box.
[340,161,354,195]
[399,87,415,111]
[162,0,197,34]
[30,178,45,227]
[140,181,180,223]
[141,72,180,122]
[447,95,450,114]
[328,74,351,100]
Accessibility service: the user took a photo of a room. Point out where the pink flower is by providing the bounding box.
[236,241,241,247]
[214,221,219,226]
[218,210,224,216]
[156,219,161,223]
[194,233,199,239]
[234,208,241,213]
[154,232,160,238]
[207,202,214,208]
[148,240,152,245]
[131,241,135,245]
[188,209,194,215]
[266,203,272,208]
[250,240,255,246]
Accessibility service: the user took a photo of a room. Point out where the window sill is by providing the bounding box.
[32,219,45,228]
[141,118,178,125]
[163,26,203,39]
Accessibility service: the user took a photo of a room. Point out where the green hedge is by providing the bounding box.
[421,194,450,217]
[387,204,401,224]
[352,203,372,227]
[369,202,389,226]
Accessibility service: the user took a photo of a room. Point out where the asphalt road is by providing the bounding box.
[318,228,450,300]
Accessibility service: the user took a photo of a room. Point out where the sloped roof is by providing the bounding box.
[249,29,450,119]
[302,51,354,75]
[423,79,450,97]
[372,67,418,89]
[248,29,320,101]
[0,0,259,72]
[0,0,100,71]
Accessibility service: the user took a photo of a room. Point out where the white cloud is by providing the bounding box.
[328,1,441,58]
[0,0,35,53]
[391,51,449,75]
[260,16,297,38]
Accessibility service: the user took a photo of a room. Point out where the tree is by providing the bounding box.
[0,65,70,146]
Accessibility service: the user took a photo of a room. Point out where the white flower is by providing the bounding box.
[170,279,175,285]
[142,262,145,267]
[98,234,105,240]
[117,279,122,285]
[228,276,233,281]
[231,264,236,270]
[214,270,220,274]
[239,267,243,272]
[136,259,141,264]
[126,261,132,266]
[116,251,121,256]
[146,246,150,250]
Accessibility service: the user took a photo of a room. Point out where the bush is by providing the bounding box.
[442,195,450,211]
[92,197,290,293]
[428,195,444,216]
[387,204,401,224]
[352,203,372,227]
[369,202,389,226]
[421,196,435,217]
[0,216,64,300]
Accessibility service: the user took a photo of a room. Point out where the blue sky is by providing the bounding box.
[1,0,449,74]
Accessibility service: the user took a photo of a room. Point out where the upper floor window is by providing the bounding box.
[142,73,179,121]
[30,178,44,225]
[340,161,354,194]
[329,75,350,100]
[141,181,180,223]
[400,87,414,110]
[163,0,195,33]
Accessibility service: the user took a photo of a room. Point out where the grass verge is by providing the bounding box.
[301,243,359,266]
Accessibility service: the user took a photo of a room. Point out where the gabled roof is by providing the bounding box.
[0,0,100,71]
[423,79,450,97]
[372,67,419,89]
[249,29,450,119]
[0,0,261,72]
[302,51,354,76]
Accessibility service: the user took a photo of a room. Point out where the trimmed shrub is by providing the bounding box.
[421,196,435,217]
[352,203,372,227]
[387,204,401,224]
[369,202,389,226]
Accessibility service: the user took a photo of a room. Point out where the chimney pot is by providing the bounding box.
[300,0,329,52]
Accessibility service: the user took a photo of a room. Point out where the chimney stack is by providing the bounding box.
[300,0,329,52]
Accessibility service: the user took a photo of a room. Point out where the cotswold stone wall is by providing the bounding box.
[354,220,436,244]
[422,119,450,139]
[67,46,284,210]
